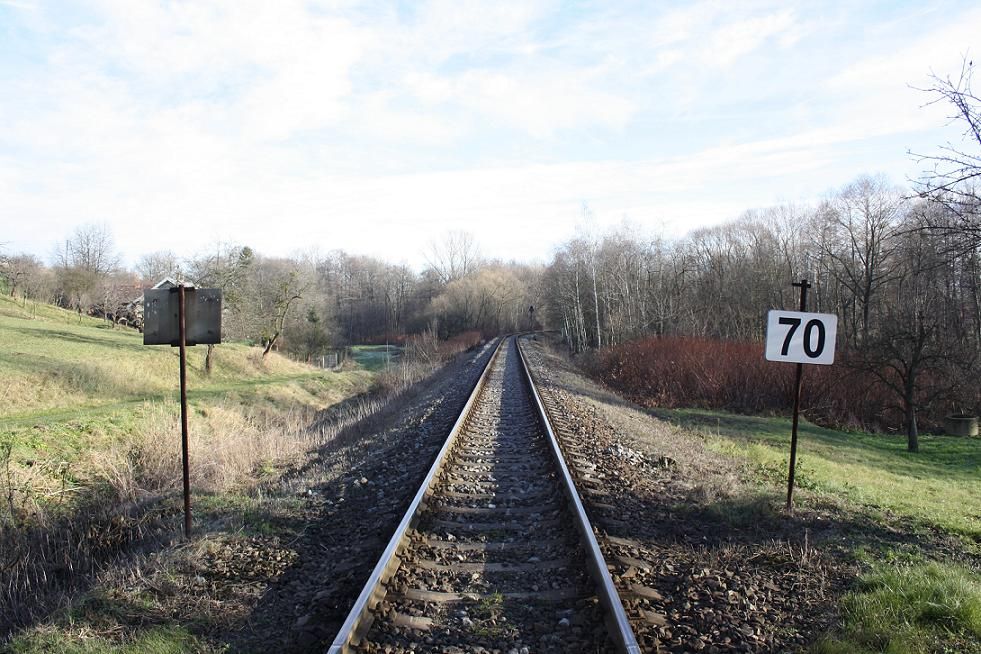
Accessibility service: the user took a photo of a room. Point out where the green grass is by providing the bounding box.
[4,625,213,653]
[657,407,981,542]
[0,293,373,515]
[0,293,371,417]
[348,344,402,372]
[813,561,981,654]
[470,591,508,639]
[0,294,368,417]
[654,406,981,652]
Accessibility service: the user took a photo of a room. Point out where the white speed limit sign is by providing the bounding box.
[765,310,837,365]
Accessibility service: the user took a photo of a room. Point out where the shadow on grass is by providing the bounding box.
[592,481,980,650]
[0,370,330,428]
[544,373,638,413]
[623,474,977,611]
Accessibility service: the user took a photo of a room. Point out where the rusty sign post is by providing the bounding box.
[785,280,809,512]
[764,279,838,512]
[143,284,221,537]
[177,285,192,538]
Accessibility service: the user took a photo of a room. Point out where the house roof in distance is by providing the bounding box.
[150,277,195,290]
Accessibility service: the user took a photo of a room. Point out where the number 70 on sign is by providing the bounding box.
[765,311,838,365]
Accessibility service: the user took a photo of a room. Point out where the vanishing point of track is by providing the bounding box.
[328,336,640,653]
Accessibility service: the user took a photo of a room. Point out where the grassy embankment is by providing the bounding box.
[0,294,375,651]
[0,294,373,514]
[0,293,372,502]
[658,406,981,653]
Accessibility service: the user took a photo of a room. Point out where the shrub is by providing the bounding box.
[589,336,912,432]
[378,330,484,393]
[440,330,483,357]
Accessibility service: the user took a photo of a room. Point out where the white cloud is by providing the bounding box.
[351,91,466,146]
[63,2,371,142]
[706,10,796,68]
[401,64,635,138]
[0,118,865,267]
[453,68,635,137]
[404,72,455,105]
[395,0,555,65]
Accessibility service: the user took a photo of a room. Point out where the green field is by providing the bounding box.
[0,294,373,514]
[657,407,981,542]
[0,296,367,418]
[348,344,403,371]
[815,560,981,654]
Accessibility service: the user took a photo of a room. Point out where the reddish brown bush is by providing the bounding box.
[440,330,484,357]
[589,336,906,432]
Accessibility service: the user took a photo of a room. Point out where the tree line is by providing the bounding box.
[543,177,977,449]
[0,228,540,361]
[1,182,975,452]
[3,166,974,453]
[542,61,980,450]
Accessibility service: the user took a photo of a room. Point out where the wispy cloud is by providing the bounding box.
[0,0,36,9]
[706,10,797,67]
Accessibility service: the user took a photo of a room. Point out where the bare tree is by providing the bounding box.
[52,223,120,313]
[910,56,981,251]
[56,223,120,275]
[185,244,255,373]
[0,254,42,299]
[817,175,902,345]
[425,231,481,284]
[136,250,180,283]
[429,266,531,336]
[0,246,8,293]
[94,270,139,327]
[295,306,331,361]
[856,214,961,451]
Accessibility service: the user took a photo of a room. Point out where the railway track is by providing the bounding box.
[328,336,639,654]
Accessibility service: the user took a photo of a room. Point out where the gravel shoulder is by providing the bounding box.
[518,334,967,653]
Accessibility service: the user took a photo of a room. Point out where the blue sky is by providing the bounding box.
[0,0,978,267]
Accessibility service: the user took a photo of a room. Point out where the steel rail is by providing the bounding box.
[515,335,642,654]
[326,338,505,654]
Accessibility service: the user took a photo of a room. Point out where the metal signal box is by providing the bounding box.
[143,288,222,346]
